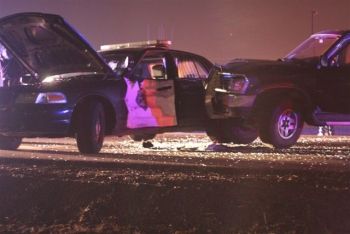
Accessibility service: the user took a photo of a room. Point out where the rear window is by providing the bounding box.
[174,55,209,79]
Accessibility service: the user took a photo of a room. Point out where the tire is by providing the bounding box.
[0,136,22,150]
[76,101,106,154]
[258,99,303,149]
[230,124,259,144]
[129,134,156,142]
[206,120,258,144]
[206,120,231,143]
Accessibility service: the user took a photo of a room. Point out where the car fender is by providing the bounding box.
[70,92,117,135]
[253,85,315,123]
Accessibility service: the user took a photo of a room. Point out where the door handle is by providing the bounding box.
[157,86,172,91]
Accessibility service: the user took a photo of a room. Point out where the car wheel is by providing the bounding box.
[206,120,232,143]
[129,134,156,142]
[76,101,105,154]
[206,120,258,144]
[0,136,22,150]
[259,99,303,148]
[230,124,258,144]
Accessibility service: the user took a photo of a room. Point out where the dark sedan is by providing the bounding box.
[0,12,213,153]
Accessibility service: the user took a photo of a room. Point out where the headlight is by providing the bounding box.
[35,92,67,104]
[16,92,67,104]
[221,73,249,94]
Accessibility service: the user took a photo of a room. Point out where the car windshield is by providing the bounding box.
[285,34,340,60]
[99,51,140,78]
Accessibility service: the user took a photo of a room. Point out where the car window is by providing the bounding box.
[285,34,339,60]
[174,55,209,79]
[132,52,167,81]
[331,43,350,67]
[100,52,139,78]
[342,44,350,65]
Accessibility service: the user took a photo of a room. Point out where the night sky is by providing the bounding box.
[0,0,349,63]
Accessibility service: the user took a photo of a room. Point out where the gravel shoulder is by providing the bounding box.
[1,135,350,233]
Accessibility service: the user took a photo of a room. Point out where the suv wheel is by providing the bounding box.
[230,123,258,144]
[76,101,106,154]
[259,99,303,148]
[206,120,258,144]
[0,136,22,150]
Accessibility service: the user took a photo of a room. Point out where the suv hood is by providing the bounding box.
[0,12,111,80]
[223,58,318,79]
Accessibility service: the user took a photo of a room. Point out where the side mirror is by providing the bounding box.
[319,55,328,68]
[19,74,33,85]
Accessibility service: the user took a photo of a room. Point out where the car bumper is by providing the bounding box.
[0,104,73,137]
[210,89,255,118]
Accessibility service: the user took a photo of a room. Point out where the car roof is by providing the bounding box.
[313,30,350,37]
[99,47,211,62]
[100,47,199,55]
[98,47,163,54]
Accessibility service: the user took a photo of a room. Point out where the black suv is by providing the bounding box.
[206,30,350,148]
[0,12,213,153]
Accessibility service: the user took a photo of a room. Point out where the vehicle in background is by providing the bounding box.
[206,30,350,148]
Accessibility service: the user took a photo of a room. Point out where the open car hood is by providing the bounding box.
[0,12,111,80]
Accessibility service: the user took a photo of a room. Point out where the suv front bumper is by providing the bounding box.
[208,89,256,119]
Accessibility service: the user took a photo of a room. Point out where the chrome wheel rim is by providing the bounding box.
[277,109,298,140]
[94,116,102,142]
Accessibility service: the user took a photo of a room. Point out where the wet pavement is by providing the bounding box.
[1,133,350,233]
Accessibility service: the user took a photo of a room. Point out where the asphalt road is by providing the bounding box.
[1,133,350,233]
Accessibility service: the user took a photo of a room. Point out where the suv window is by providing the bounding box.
[132,52,167,80]
[175,55,209,79]
[341,44,350,65]
[331,43,350,67]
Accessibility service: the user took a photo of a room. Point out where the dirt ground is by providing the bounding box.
[1,135,350,233]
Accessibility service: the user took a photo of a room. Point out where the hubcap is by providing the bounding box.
[277,109,298,139]
[94,117,101,142]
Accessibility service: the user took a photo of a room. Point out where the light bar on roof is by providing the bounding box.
[100,40,172,51]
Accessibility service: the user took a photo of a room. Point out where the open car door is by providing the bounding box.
[125,51,177,129]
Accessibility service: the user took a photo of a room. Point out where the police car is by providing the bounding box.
[0,12,219,153]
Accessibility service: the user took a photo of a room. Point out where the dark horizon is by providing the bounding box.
[0,0,349,63]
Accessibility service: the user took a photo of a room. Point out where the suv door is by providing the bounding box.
[125,51,177,129]
[317,41,350,115]
[172,52,212,126]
